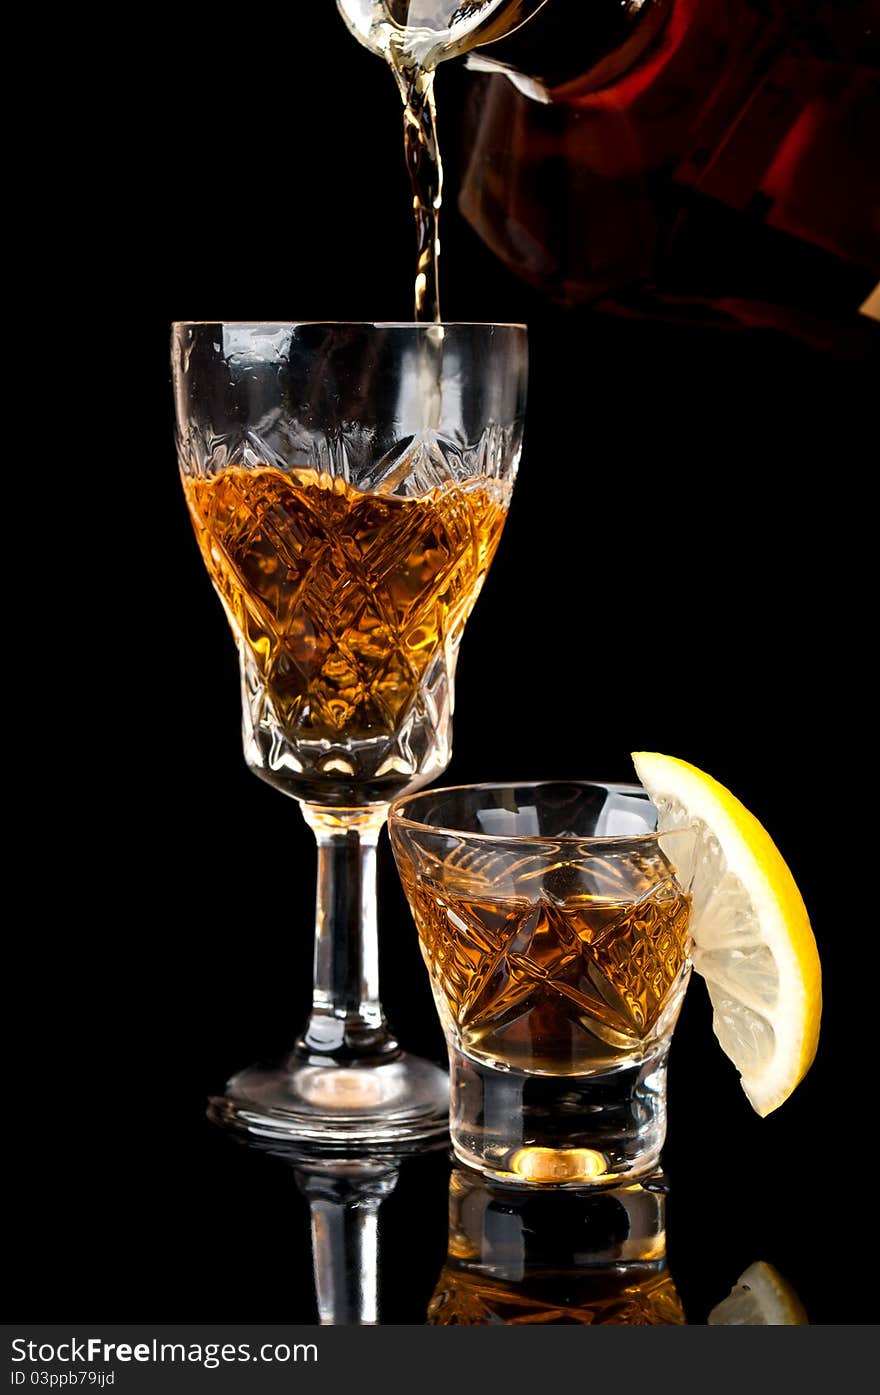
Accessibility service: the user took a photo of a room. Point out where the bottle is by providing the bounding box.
[457,0,880,349]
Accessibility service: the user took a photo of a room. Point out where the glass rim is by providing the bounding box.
[388,779,694,848]
[170,319,528,331]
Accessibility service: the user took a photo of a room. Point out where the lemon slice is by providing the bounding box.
[631,752,821,1116]
[708,1261,808,1325]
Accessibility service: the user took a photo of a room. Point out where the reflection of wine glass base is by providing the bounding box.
[209,1054,449,1146]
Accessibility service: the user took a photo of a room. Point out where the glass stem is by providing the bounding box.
[295,805,398,1063]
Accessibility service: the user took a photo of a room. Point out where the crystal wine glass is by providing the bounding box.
[172,321,527,1145]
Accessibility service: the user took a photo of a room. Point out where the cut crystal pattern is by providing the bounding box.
[428,1268,685,1325]
[181,435,511,803]
[397,839,692,1072]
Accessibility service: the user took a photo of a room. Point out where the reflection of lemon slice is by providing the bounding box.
[631,752,821,1116]
[708,1261,808,1325]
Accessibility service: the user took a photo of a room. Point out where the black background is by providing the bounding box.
[11,6,877,1325]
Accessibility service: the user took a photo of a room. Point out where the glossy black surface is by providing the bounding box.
[11,1106,867,1323]
[11,5,876,1326]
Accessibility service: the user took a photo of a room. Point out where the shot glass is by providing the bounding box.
[389,781,696,1185]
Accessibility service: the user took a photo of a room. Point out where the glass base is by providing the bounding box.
[209,1052,450,1150]
[449,1046,669,1188]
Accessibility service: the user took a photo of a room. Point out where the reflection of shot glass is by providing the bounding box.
[389,782,696,1185]
[429,1168,684,1324]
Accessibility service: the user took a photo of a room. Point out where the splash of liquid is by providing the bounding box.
[390,48,443,322]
